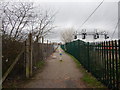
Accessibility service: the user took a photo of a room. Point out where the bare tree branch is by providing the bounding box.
[1,2,56,42]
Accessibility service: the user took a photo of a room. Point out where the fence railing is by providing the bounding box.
[61,39,120,89]
[2,33,56,84]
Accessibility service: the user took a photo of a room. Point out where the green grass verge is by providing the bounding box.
[66,52,106,88]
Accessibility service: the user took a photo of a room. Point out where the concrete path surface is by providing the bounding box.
[22,47,87,88]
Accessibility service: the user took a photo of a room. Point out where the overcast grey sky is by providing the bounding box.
[34,1,118,42]
[2,0,120,42]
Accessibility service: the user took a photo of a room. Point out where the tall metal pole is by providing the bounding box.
[118,1,120,39]
[0,17,2,89]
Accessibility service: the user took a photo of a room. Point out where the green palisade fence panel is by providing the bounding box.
[61,39,120,89]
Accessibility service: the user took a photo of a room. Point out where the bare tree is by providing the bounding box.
[1,2,34,41]
[1,2,56,42]
[29,9,57,42]
[61,28,74,43]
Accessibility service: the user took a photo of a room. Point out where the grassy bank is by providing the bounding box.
[66,52,106,88]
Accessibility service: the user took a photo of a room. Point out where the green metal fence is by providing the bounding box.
[61,39,120,89]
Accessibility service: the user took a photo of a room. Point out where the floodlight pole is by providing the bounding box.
[73,29,109,40]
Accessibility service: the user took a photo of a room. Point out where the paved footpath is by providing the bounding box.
[22,47,87,88]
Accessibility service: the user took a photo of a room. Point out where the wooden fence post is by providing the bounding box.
[47,40,49,57]
[29,33,33,77]
[0,30,2,89]
[42,36,44,60]
[25,33,33,78]
[25,39,30,78]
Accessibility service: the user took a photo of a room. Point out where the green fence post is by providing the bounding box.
[106,41,109,86]
[103,41,106,84]
[101,42,104,82]
[112,40,115,88]
[115,40,118,89]
[87,42,90,72]
[78,40,80,61]
[109,41,112,88]
[118,40,120,89]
